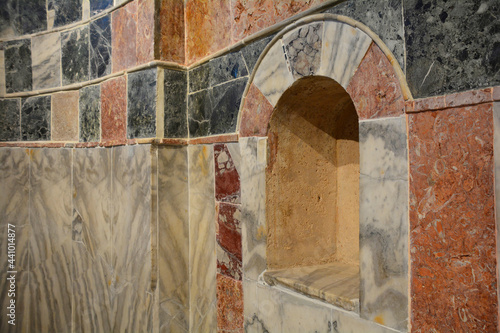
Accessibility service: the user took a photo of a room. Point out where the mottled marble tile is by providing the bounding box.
[215,143,241,203]
[185,0,232,64]
[164,69,187,138]
[217,203,242,280]
[188,62,210,93]
[32,32,61,90]
[137,0,155,64]
[158,0,185,63]
[112,1,137,72]
[317,21,371,89]
[21,96,51,141]
[241,35,274,74]
[239,83,274,137]
[79,84,101,142]
[49,0,82,27]
[90,15,112,79]
[188,145,216,331]
[495,102,500,322]
[347,43,405,120]
[405,0,500,98]
[52,91,79,141]
[16,0,47,34]
[240,137,267,280]
[209,52,249,87]
[72,148,113,332]
[4,39,32,93]
[112,145,154,331]
[127,68,157,139]
[0,1,17,38]
[359,117,408,331]
[62,26,90,85]
[188,89,212,137]
[253,39,294,106]
[90,0,112,16]
[29,148,73,332]
[283,23,323,80]
[158,146,189,332]
[210,77,247,135]
[326,0,405,72]
[217,274,243,332]
[0,99,20,141]
[101,76,126,143]
[409,104,498,332]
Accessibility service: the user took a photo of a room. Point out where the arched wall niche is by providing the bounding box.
[238,15,410,332]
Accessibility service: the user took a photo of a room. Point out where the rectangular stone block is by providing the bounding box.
[32,32,61,90]
[90,0,113,16]
[0,99,20,141]
[90,15,112,79]
[79,84,101,142]
[127,68,157,139]
[21,96,51,141]
[164,69,187,138]
[112,1,137,72]
[101,76,126,143]
[49,0,82,27]
[52,91,79,141]
[61,26,90,85]
[158,0,185,63]
[4,39,32,93]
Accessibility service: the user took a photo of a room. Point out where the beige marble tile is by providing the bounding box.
[0,48,5,95]
[158,145,190,332]
[188,144,217,332]
[318,21,372,88]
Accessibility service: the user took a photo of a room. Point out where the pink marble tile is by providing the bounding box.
[216,203,242,280]
[217,274,243,332]
[493,86,500,101]
[158,0,185,64]
[413,95,446,112]
[445,88,493,107]
[239,83,274,137]
[52,91,79,141]
[101,76,127,143]
[112,1,137,72]
[137,0,155,64]
[214,143,240,203]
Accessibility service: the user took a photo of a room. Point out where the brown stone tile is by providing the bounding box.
[52,91,79,141]
[112,1,137,72]
[158,0,185,64]
[408,103,498,332]
[188,133,238,145]
[216,274,243,332]
[493,86,500,101]
[101,76,127,143]
[239,84,274,137]
[346,43,405,120]
[445,88,493,107]
[137,0,155,64]
[413,95,446,112]
[215,144,240,203]
[186,0,232,65]
[405,100,415,113]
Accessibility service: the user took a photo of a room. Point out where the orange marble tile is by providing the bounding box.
[408,103,498,332]
[239,83,274,137]
[445,88,493,108]
[217,274,243,332]
[137,0,155,64]
[186,0,232,65]
[52,91,79,141]
[346,43,404,120]
[158,0,185,64]
[101,76,127,143]
[112,1,137,72]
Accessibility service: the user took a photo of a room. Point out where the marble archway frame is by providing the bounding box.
[238,15,410,332]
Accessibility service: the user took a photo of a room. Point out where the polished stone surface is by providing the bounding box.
[158,0,185,63]
[79,84,101,142]
[264,262,360,312]
[21,96,51,141]
[187,89,211,137]
[326,0,405,71]
[49,0,83,27]
[217,274,243,332]
[0,0,46,36]
[61,26,90,85]
[283,23,323,80]
[359,116,408,331]
[216,202,242,280]
[90,0,112,16]
[32,32,61,90]
[239,83,274,137]
[0,45,5,95]
[101,76,126,143]
[137,0,155,64]
[4,39,32,93]
[188,62,210,93]
[52,91,79,141]
[405,0,500,98]
[127,68,157,139]
[90,15,112,79]
[241,35,274,74]
[164,69,187,138]
[188,145,217,331]
[158,146,189,332]
[209,52,249,87]
[215,143,241,203]
[0,99,20,141]
[112,1,137,72]
[409,104,498,332]
[211,78,247,135]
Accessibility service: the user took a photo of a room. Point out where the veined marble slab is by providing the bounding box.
[318,21,372,88]
[32,32,61,90]
[359,117,408,331]
[253,39,294,106]
[240,137,268,281]
[158,146,189,332]
[188,145,217,332]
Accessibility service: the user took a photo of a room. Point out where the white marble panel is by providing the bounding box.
[318,21,372,88]
[32,32,61,90]
[253,39,294,106]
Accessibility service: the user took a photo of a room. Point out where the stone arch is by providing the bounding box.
[238,16,410,332]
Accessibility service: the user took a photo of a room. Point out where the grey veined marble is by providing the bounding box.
[61,26,90,85]
[90,15,112,79]
[32,32,62,90]
[4,39,32,93]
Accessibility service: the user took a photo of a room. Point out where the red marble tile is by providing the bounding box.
[239,83,274,137]
[445,88,493,108]
[217,202,242,280]
[413,95,446,112]
[493,86,500,101]
[346,43,405,120]
[158,0,185,64]
[408,103,498,332]
[101,76,127,143]
[214,144,240,203]
[217,274,243,332]
[186,0,232,65]
[405,100,415,113]
[112,1,137,72]
[137,0,155,64]
[52,90,79,141]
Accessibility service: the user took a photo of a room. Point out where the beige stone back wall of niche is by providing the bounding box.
[266,76,359,269]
